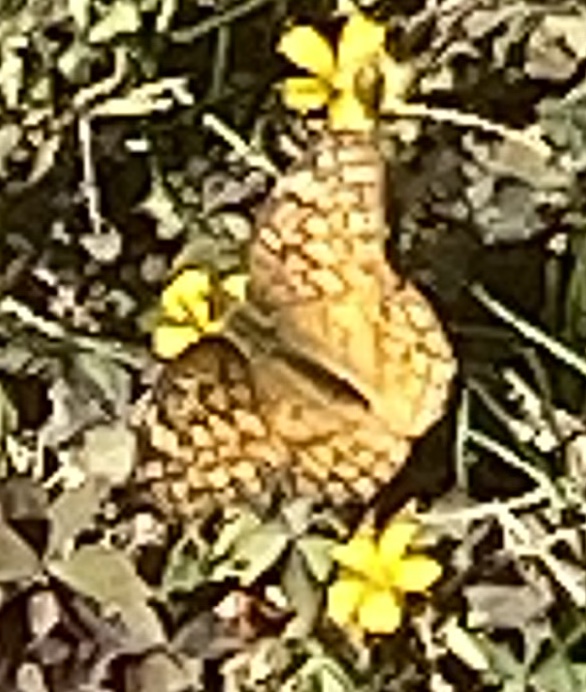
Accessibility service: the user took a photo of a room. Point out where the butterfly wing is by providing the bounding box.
[134,127,455,517]
[249,128,455,437]
[134,336,279,517]
[134,331,413,517]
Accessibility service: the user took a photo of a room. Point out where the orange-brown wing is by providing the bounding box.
[374,280,455,437]
[134,336,278,517]
[132,333,413,518]
[248,128,455,438]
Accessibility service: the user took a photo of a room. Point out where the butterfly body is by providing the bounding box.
[134,128,455,517]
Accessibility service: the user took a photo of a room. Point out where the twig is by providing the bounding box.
[467,376,533,443]
[467,429,563,506]
[0,296,148,369]
[382,101,552,158]
[504,368,564,451]
[72,47,129,114]
[499,509,586,607]
[471,283,586,380]
[21,47,128,139]
[421,489,586,607]
[78,115,103,235]
[417,487,548,526]
[210,0,232,103]
[170,0,276,43]
[202,112,279,175]
[455,386,471,490]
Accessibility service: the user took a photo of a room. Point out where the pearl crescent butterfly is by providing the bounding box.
[133,128,455,517]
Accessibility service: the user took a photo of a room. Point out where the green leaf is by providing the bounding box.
[480,636,527,686]
[532,656,586,692]
[465,583,553,629]
[0,383,18,476]
[140,173,184,239]
[474,135,567,189]
[211,509,261,559]
[0,519,40,582]
[299,656,355,692]
[47,477,111,557]
[74,351,131,415]
[0,44,23,108]
[538,15,586,59]
[80,422,136,484]
[526,20,578,82]
[208,212,252,244]
[57,41,93,81]
[319,666,354,692]
[297,536,336,583]
[0,123,21,178]
[27,134,61,185]
[89,0,141,43]
[161,539,205,595]
[441,619,490,672]
[68,0,91,30]
[281,549,320,638]
[281,497,312,536]
[230,520,290,586]
[0,382,17,435]
[48,544,164,645]
[127,651,195,692]
[0,476,48,521]
[48,543,150,603]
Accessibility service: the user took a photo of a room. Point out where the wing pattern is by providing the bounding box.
[133,128,455,517]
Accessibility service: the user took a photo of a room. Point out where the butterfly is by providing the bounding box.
[132,127,455,518]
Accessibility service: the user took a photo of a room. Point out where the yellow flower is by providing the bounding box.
[221,273,248,302]
[152,268,248,359]
[327,519,441,635]
[160,268,212,323]
[278,13,412,131]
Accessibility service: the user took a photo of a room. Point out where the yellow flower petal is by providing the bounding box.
[331,530,381,579]
[378,521,419,567]
[204,318,223,335]
[337,14,385,73]
[357,588,402,634]
[281,77,330,114]
[153,324,201,359]
[328,91,371,131]
[278,26,335,78]
[161,269,211,321]
[327,577,366,626]
[222,273,248,302]
[390,556,442,593]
